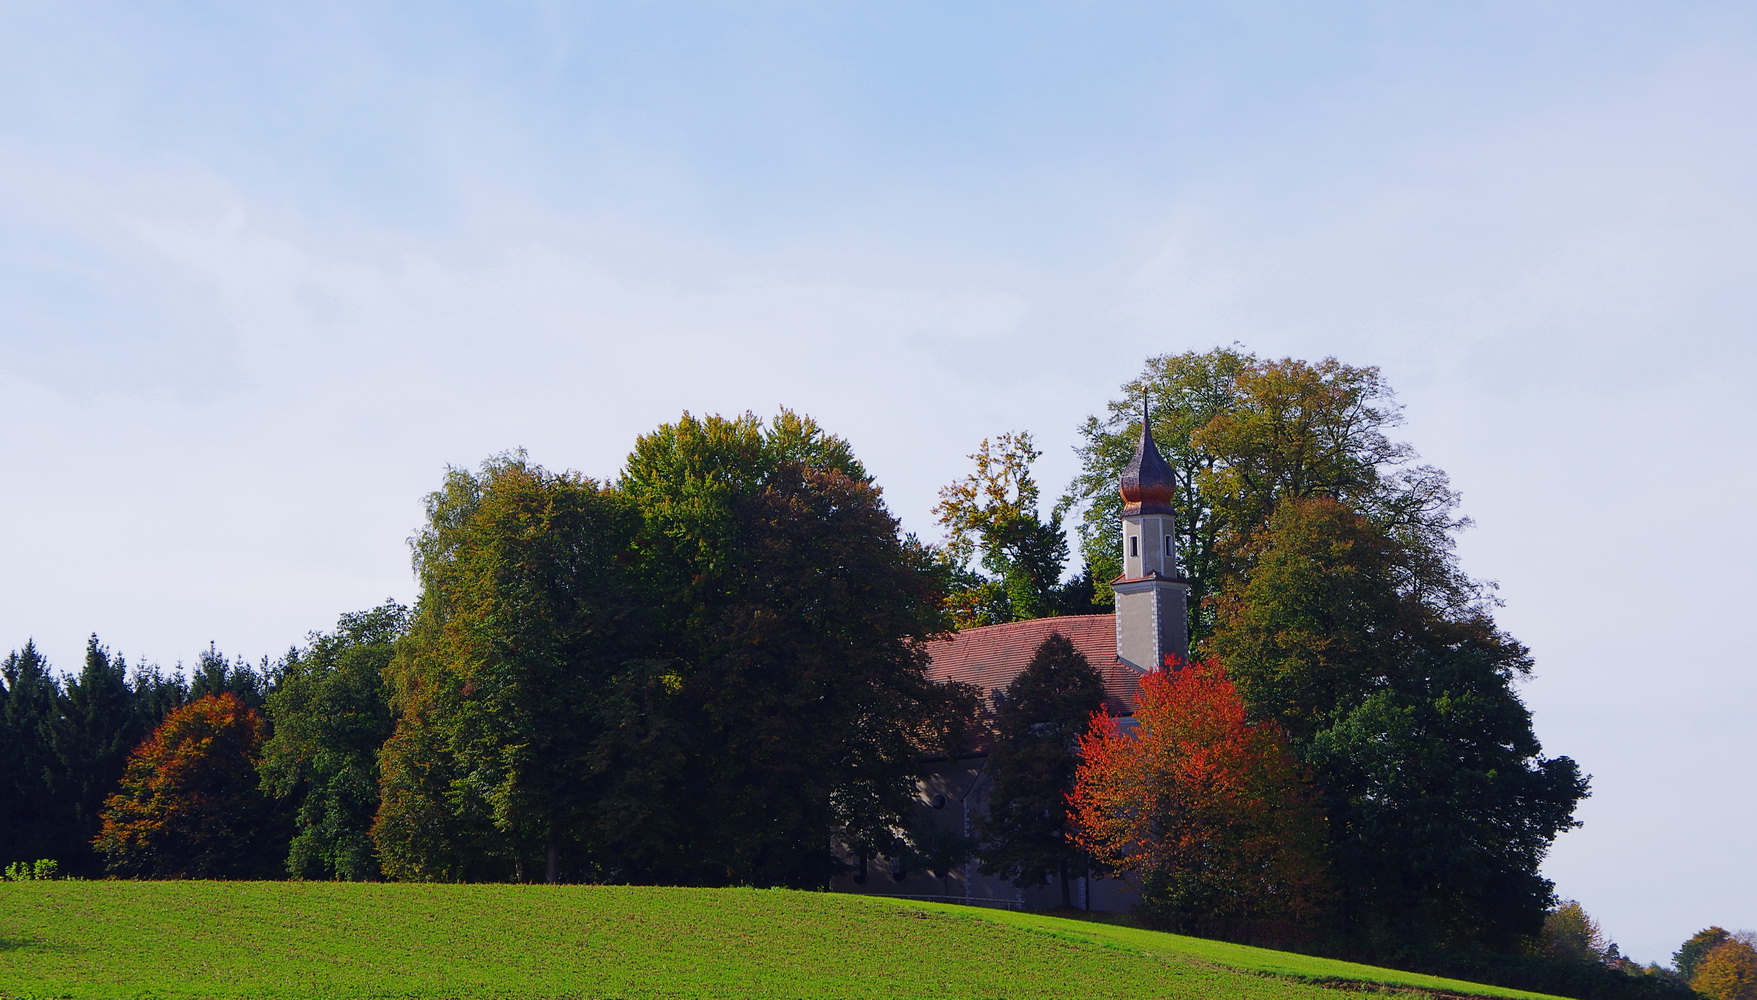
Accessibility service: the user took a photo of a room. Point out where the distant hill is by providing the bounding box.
[0,882,1565,1000]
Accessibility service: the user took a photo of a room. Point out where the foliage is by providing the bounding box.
[1206,497,1587,951]
[1694,938,1757,1000]
[1,639,195,877]
[1065,348,1459,638]
[376,412,960,888]
[188,644,272,713]
[93,693,278,878]
[609,410,956,887]
[0,881,1566,1000]
[43,637,152,876]
[260,602,407,880]
[0,642,60,867]
[1678,928,1734,982]
[1070,659,1331,936]
[2,859,60,880]
[935,431,1072,624]
[974,633,1106,905]
[376,453,640,883]
[1396,949,1702,1000]
[1542,901,1607,963]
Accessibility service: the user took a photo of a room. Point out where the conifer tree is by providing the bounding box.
[46,637,143,874]
[975,633,1105,906]
[0,642,60,866]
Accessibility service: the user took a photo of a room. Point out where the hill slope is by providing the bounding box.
[0,882,1563,1000]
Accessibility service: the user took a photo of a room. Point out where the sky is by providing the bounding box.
[2,0,1753,962]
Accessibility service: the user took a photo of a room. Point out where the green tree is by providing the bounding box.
[1677,928,1734,982]
[188,645,270,713]
[935,432,1071,625]
[974,633,1106,906]
[1207,497,1586,950]
[260,602,407,880]
[1065,349,1460,641]
[1068,349,1583,952]
[127,661,188,726]
[0,642,60,867]
[45,637,146,875]
[375,453,640,883]
[608,411,959,887]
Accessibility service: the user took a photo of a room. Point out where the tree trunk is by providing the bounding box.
[1060,858,1072,909]
[545,822,560,884]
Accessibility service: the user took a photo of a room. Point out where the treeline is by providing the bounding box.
[3,411,969,889]
[0,640,267,877]
[1,350,1732,999]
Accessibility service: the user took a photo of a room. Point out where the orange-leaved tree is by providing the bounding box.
[1694,937,1757,1000]
[93,692,276,878]
[1069,658,1330,936]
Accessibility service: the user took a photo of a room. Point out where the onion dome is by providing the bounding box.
[1119,403,1176,516]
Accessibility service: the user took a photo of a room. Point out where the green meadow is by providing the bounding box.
[0,882,1564,1000]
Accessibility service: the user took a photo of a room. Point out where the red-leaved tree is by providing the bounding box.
[1068,658,1330,936]
[93,693,276,878]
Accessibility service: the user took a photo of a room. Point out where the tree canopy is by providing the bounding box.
[374,412,964,888]
[607,411,957,887]
[374,454,641,883]
[1066,348,1461,638]
[1069,659,1330,935]
[260,602,407,880]
[94,693,278,878]
[1067,348,1585,952]
[1694,937,1757,1000]
[934,432,1075,625]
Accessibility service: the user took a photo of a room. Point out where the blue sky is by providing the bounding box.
[3,1,1754,961]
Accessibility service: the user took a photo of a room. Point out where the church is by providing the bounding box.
[831,412,1189,910]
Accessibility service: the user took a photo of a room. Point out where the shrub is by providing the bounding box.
[3,859,60,881]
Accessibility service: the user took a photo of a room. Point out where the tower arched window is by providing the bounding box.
[1129,536,1138,557]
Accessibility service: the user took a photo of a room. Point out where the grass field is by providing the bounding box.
[0,881,1566,1000]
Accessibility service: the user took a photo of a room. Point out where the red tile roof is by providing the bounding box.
[924,614,1143,718]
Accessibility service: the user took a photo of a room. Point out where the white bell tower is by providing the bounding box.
[1112,405,1190,671]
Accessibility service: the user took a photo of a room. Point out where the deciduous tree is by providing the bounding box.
[1208,497,1587,950]
[1677,928,1734,982]
[608,411,958,887]
[94,693,276,878]
[375,454,640,883]
[1543,901,1608,963]
[1065,348,1458,639]
[1694,938,1757,1000]
[260,602,406,880]
[935,432,1071,625]
[1067,349,1584,951]
[1069,659,1330,936]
